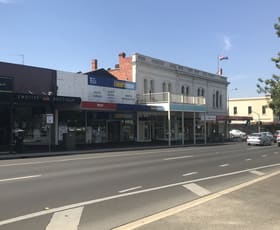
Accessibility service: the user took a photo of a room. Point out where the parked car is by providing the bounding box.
[273,130,280,142]
[276,131,280,146]
[260,132,274,143]
[229,129,247,139]
[247,132,273,146]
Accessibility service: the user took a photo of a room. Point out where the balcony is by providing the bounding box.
[137,92,205,105]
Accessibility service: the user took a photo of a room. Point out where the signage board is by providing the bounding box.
[0,77,13,92]
[46,113,54,124]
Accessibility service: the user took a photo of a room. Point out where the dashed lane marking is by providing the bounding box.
[0,175,41,183]
[219,164,229,167]
[250,170,265,176]
[182,172,198,177]
[183,183,210,196]
[245,158,252,161]
[119,186,143,193]
[46,207,83,230]
[163,155,193,161]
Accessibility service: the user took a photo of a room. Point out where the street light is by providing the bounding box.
[227,88,238,138]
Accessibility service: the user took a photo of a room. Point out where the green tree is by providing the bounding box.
[257,17,280,114]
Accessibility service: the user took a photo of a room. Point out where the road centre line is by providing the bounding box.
[183,183,210,196]
[119,186,143,193]
[164,155,193,161]
[0,175,41,183]
[0,163,279,226]
[245,158,252,161]
[46,207,83,230]
[219,164,229,167]
[182,172,198,177]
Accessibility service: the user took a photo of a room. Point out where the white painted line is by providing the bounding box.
[250,170,265,176]
[164,155,193,161]
[182,172,198,177]
[219,164,229,167]
[262,154,268,157]
[0,175,41,183]
[119,186,143,193]
[46,207,83,230]
[183,183,210,196]
[113,170,280,230]
[245,158,252,161]
[1,163,280,226]
[273,152,279,154]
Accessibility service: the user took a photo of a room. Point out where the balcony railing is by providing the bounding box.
[137,92,205,105]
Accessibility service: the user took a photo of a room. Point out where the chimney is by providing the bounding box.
[91,59,98,71]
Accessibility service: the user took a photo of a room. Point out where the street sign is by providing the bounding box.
[46,113,54,124]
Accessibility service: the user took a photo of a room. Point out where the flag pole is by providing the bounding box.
[217,56,220,74]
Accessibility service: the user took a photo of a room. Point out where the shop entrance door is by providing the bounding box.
[138,120,151,142]
[107,121,120,143]
[0,106,10,146]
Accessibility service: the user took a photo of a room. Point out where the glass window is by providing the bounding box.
[234,106,237,114]
[197,88,201,96]
[168,83,172,93]
[262,105,266,114]
[181,86,185,94]
[248,106,252,114]
[162,82,166,92]
[150,80,154,93]
[144,79,148,94]
[220,94,222,107]
[216,91,219,108]
[186,86,189,96]
[213,94,215,108]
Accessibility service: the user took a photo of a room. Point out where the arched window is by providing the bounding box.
[162,82,166,92]
[150,80,154,93]
[186,86,189,96]
[181,86,185,95]
[201,88,205,97]
[220,94,222,107]
[168,83,172,93]
[144,79,148,94]
[213,94,215,107]
[197,88,201,96]
[216,91,219,108]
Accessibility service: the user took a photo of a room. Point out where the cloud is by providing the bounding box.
[0,0,15,3]
[223,36,232,51]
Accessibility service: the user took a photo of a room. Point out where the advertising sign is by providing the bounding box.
[88,76,136,104]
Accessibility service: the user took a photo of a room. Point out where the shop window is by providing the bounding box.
[234,106,237,115]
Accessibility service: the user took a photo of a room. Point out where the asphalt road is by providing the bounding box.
[0,142,279,230]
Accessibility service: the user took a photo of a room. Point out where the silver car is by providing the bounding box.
[247,133,273,146]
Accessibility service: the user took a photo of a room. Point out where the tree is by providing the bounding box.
[257,17,280,114]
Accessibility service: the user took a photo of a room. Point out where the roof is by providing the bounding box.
[86,68,117,79]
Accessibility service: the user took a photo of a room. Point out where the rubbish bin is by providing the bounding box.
[63,132,76,150]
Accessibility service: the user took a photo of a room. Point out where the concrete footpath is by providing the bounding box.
[115,171,280,230]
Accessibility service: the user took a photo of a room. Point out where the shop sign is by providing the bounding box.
[201,114,216,121]
[0,77,13,92]
[46,114,54,124]
[81,101,117,110]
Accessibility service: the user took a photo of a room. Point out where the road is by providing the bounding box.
[0,143,279,229]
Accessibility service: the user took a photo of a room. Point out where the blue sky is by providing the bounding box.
[0,0,279,98]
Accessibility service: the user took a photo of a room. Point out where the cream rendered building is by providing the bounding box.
[228,96,280,131]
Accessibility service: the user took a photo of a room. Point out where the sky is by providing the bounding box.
[0,0,279,98]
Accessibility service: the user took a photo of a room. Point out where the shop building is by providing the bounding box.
[0,62,81,152]
[228,96,280,133]
[106,52,229,144]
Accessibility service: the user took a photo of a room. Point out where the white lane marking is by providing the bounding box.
[219,164,229,167]
[274,151,279,154]
[250,170,265,176]
[0,148,195,168]
[1,163,280,226]
[182,172,198,177]
[245,158,252,161]
[183,183,210,196]
[164,155,193,161]
[113,170,280,230]
[262,154,268,157]
[119,186,142,193]
[0,175,41,183]
[46,207,83,230]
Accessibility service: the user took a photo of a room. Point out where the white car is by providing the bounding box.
[229,129,246,139]
[247,133,273,146]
